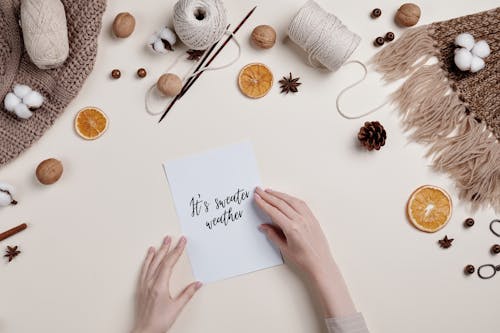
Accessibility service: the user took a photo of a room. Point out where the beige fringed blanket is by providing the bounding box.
[372,8,499,212]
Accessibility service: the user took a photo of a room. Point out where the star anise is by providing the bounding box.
[279,73,301,94]
[438,235,454,249]
[186,49,205,61]
[4,245,20,262]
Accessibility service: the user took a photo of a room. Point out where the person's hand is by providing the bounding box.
[254,188,356,318]
[132,236,202,333]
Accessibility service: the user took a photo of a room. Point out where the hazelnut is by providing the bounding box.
[112,12,136,38]
[395,3,421,27]
[157,73,182,97]
[251,25,276,49]
[36,158,63,185]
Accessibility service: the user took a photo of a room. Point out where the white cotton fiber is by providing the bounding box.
[471,40,490,59]
[470,56,485,73]
[13,84,32,98]
[14,103,33,119]
[454,48,472,71]
[454,33,474,50]
[4,93,21,112]
[23,90,44,108]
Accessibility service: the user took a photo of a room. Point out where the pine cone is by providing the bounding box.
[357,121,387,151]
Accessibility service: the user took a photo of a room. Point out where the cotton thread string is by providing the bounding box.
[288,0,361,72]
[288,0,386,119]
[173,0,228,50]
[336,61,388,119]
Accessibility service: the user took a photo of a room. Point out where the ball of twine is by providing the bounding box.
[173,0,228,50]
[288,0,360,72]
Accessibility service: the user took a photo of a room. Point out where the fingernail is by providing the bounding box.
[148,246,154,253]
[195,281,203,289]
[258,224,266,232]
[180,236,186,244]
[163,236,171,244]
[254,193,261,200]
[265,188,272,193]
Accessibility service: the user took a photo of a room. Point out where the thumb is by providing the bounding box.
[175,281,202,310]
[259,224,286,250]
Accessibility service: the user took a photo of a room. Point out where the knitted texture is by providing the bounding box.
[372,8,500,212]
[0,0,106,166]
[432,9,499,138]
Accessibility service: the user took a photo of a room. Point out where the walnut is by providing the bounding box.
[395,3,421,27]
[251,25,276,49]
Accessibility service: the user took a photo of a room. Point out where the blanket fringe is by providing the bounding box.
[371,26,500,212]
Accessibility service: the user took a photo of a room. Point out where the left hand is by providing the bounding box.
[132,236,202,333]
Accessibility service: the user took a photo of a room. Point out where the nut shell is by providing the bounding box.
[251,25,276,49]
[113,12,136,38]
[157,73,182,97]
[36,158,63,185]
[395,3,421,27]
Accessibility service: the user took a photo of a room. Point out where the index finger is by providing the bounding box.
[254,191,290,230]
[154,237,187,286]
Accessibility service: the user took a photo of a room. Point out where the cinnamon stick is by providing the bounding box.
[0,223,27,242]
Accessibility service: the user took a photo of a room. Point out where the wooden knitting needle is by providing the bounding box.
[159,6,257,123]
[0,223,27,242]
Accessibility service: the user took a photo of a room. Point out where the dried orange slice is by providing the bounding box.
[407,185,452,233]
[238,63,273,98]
[74,107,108,140]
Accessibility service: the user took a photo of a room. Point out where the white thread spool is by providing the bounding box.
[173,0,228,50]
[288,0,360,72]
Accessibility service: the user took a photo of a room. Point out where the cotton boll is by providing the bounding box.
[454,33,474,50]
[159,27,176,45]
[0,192,13,206]
[153,40,167,54]
[13,84,32,98]
[14,103,33,119]
[454,48,473,71]
[23,90,44,108]
[471,40,490,59]
[470,56,485,73]
[0,182,16,206]
[149,27,176,54]
[4,92,21,112]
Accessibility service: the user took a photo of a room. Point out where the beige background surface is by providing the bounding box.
[1,0,499,332]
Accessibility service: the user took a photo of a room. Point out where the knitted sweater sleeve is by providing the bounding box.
[325,313,369,333]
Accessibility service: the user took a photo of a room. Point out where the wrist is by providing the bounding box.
[307,260,357,318]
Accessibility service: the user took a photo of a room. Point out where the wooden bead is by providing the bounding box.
[111,69,121,79]
[157,73,182,97]
[137,68,147,78]
[395,3,421,27]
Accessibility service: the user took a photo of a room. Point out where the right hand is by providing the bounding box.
[254,187,356,318]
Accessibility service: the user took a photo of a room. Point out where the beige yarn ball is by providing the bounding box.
[157,74,183,97]
[20,0,69,69]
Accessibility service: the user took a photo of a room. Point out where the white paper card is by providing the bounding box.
[163,142,283,283]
